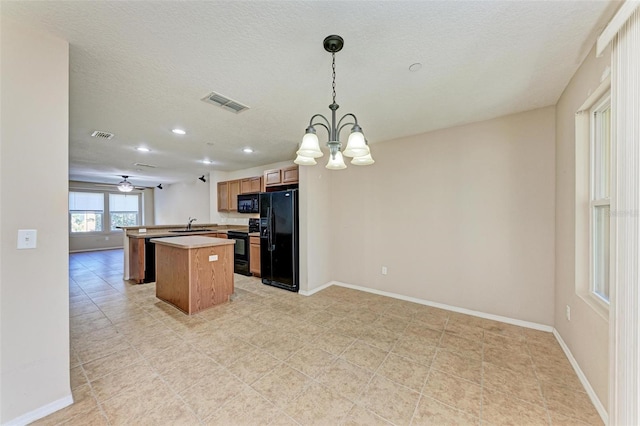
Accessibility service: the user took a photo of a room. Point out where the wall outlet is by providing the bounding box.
[381,266,388,275]
[105,236,109,241]
[209,255,218,262]
[566,305,571,321]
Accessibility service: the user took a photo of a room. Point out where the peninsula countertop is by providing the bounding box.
[150,235,235,249]
[123,225,249,238]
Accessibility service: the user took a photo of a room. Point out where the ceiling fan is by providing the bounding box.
[94,176,147,192]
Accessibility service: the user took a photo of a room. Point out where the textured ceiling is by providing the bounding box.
[2,1,618,186]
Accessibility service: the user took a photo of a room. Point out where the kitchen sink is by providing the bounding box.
[169,229,213,233]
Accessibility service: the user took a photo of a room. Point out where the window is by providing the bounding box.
[69,190,142,234]
[69,192,104,233]
[109,193,140,230]
[590,94,611,303]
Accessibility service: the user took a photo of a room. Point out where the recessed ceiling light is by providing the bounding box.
[409,63,422,72]
[136,147,150,152]
[172,128,186,135]
[243,148,253,153]
[202,159,213,165]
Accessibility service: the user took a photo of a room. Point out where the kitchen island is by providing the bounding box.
[151,235,235,315]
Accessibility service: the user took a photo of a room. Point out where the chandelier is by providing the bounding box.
[117,176,134,192]
[294,35,374,170]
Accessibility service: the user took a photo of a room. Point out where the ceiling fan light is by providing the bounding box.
[325,151,347,170]
[294,154,317,165]
[296,129,323,158]
[117,178,134,192]
[351,152,375,166]
[343,128,369,157]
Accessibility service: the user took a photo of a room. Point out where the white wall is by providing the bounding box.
[555,44,610,407]
[1,18,71,423]
[154,178,210,225]
[323,107,557,325]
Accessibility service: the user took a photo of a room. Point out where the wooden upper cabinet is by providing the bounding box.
[218,176,261,212]
[282,166,299,184]
[240,176,262,194]
[265,166,298,188]
[264,169,282,187]
[228,180,240,211]
[217,181,229,212]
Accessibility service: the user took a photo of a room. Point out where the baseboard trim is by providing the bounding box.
[552,329,609,425]
[69,247,121,253]
[302,280,552,332]
[4,394,73,426]
[299,281,333,296]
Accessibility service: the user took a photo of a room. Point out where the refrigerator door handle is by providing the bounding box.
[270,207,276,251]
[267,207,274,252]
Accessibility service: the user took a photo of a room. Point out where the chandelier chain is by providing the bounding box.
[332,52,336,104]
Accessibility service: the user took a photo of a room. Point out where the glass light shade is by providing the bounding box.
[296,132,323,158]
[351,152,375,166]
[117,181,133,192]
[294,154,317,165]
[325,151,347,170]
[343,130,369,157]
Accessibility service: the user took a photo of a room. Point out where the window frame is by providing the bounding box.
[68,189,143,236]
[69,191,105,234]
[589,93,611,306]
[574,77,611,320]
[108,193,142,231]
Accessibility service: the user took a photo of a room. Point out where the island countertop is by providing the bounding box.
[150,235,236,249]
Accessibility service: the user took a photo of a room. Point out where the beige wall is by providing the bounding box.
[154,179,210,225]
[68,181,154,252]
[555,44,610,407]
[298,163,332,293]
[1,18,71,423]
[326,107,556,325]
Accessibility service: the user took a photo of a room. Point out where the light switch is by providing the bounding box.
[17,229,37,249]
[209,255,218,262]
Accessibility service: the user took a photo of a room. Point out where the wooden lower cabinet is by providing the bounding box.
[129,238,145,283]
[250,236,260,277]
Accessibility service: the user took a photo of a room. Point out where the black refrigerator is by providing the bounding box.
[259,189,299,292]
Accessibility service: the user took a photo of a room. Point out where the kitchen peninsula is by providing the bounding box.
[120,224,247,283]
[151,235,235,314]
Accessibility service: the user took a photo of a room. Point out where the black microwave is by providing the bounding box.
[237,193,259,213]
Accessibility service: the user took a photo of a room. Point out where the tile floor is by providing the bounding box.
[34,249,602,425]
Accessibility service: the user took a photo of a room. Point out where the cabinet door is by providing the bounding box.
[250,238,261,277]
[250,177,262,193]
[282,166,299,184]
[240,176,262,194]
[240,178,253,194]
[264,169,282,187]
[217,181,229,212]
[129,238,145,283]
[229,180,240,211]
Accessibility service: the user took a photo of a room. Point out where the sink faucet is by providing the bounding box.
[187,217,197,230]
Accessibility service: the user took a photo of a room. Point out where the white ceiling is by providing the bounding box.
[2,1,618,187]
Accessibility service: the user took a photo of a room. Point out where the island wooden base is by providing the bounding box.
[155,242,234,314]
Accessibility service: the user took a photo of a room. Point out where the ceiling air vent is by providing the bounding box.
[90,130,114,140]
[201,92,250,114]
[133,162,157,168]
